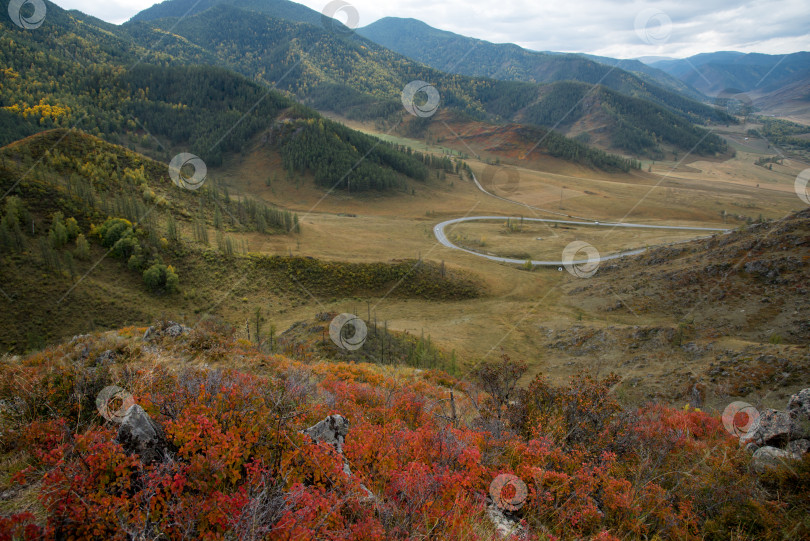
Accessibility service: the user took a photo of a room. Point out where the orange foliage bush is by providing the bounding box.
[0,335,803,539]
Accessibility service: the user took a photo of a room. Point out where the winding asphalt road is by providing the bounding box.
[433,173,731,267]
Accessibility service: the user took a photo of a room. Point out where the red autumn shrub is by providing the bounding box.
[0,330,803,539]
[0,513,42,540]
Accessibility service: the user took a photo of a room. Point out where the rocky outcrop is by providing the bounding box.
[740,409,792,448]
[304,414,350,455]
[486,504,528,539]
[742,388,810,471]
[787,439,810,455]
[751,446,802,473]
[143,321,190,342]
[116,405,168,464]
[303,415,373,499]
[788,389,810,437]
[95,349,117,365]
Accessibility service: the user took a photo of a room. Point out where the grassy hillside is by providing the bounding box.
[0,131,478,353]
[520,81,728,158]
[565,209,810,343]
[551,209,810,407]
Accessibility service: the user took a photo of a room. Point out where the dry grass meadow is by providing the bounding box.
[208,118,808,403]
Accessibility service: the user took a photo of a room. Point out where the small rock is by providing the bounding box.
[116,405,168,464]
[164,323,187,338]
[751,446,800,472]
[487,504,528,539]
[787,439,810,455]
[682,342,702,355]
[95,350,117,365]
[304,414,349,454]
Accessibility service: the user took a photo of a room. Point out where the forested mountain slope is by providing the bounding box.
[0,0,436,187]
[358,17,707,105]
[122,4,731,158]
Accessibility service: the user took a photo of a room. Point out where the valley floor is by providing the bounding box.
[208,122,809,410]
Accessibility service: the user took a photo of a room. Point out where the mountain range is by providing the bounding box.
[357,17,704,101]
[124,1,735,157]
[3,0,807,174]
[647,51,810,95]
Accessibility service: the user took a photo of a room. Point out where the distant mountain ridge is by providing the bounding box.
[128,0,323,25]
[579,54,704,100]
[357,17,706,103]
[649,51,810,95]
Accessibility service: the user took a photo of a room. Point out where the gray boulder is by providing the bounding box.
[788,389,810,439]
[95,349,117,365]
[303,414,349,454]
[740,409,792,447]
[143,321,190,342]
[164,323,188,338]
[116,405,168,464]
[751,446,801,472]
[788,388,810,416]
[740,389,810,473]
[302,415,373,500]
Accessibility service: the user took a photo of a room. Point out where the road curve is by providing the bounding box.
[434,173,731,266]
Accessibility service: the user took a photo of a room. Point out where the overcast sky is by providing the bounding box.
[51,0,810,59]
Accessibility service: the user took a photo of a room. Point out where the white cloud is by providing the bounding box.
[50,0,810,57]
